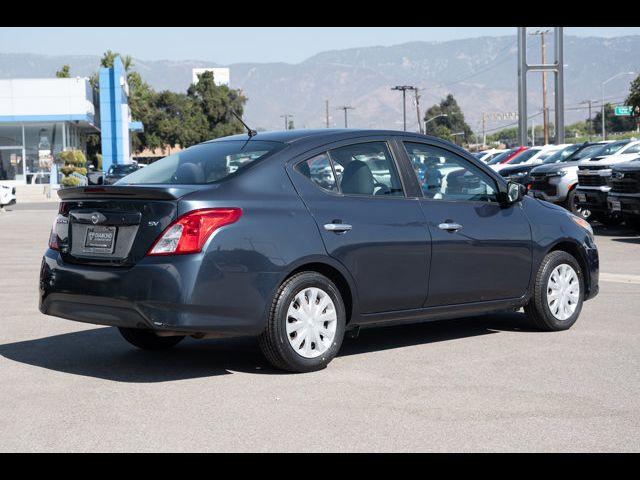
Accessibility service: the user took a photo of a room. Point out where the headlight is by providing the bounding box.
[569,213,594,238]
[510,171,528,178]
[547,169,568,177]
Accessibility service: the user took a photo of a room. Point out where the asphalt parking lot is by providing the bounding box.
[1,203,639,452]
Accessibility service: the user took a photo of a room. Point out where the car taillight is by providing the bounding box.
[48,216,59,251]
[147,208,242,256]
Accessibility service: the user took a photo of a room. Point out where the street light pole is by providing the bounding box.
[392,85,417,131]
[602,71,636,140]
[423,114,448,135]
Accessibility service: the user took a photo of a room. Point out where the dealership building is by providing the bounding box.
[0,77,99,184]
[0,57,142,188]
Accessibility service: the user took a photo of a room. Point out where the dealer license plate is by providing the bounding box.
[83,226,116,254]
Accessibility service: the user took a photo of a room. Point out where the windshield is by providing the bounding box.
[487,148,518,165]
[506,148,540,165]
[569,144,612,161]
[117,140,284,185]
[108,164,138,175]
[543,144,582,164]
[587,141,629,158]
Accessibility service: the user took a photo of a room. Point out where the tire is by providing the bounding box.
[524,251,584,331]
[565,189,590,219]
[118,327,185,350]
[258,272,346,373]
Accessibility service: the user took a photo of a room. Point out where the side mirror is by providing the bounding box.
[506,181,526,204]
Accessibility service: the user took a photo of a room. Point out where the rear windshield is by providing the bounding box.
[116,140,284,185]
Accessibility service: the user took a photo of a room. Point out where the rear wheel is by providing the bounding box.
[524,251,584,331]
[118,327,185,350]
[258,272,346,373]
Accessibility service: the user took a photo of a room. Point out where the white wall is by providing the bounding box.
[0,78,95,118]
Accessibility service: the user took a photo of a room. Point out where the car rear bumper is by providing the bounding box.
[39,249,277,336]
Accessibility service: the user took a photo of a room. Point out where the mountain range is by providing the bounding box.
[1,34,638,134]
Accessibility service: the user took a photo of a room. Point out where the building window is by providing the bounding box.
[0,125,22,147]
[24,123,64,184]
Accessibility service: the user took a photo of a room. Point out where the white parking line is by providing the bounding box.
[600,273,640,285]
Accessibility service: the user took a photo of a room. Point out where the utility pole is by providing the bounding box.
[529,29,551,144]
[392,85,417,131]
[280,114,292,130]
[580,99,594,141]
[325,100,329,128]
[336,106,354,128]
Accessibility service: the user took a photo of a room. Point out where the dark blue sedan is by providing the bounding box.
[40,130,599,372]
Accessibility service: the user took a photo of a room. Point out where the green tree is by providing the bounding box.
[55,65,71,78]
[187,71,247,142]
[626,74,640,128]
[423,94,473,144]
[592,103,636,134]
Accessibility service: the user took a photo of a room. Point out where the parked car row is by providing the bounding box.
[476,139,640,230]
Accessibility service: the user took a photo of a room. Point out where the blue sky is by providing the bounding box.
[1,27,638,64]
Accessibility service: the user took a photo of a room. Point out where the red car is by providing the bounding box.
[486,146,529,165]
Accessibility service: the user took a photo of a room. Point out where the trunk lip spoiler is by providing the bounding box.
[57,184,212,201]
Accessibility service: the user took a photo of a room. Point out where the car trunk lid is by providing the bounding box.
[54,185,207,267]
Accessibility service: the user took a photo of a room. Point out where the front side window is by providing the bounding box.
[404,142,498,202]
[117,140,284,185]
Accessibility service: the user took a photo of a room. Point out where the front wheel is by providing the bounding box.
[524,251,584,331]
[565,189,590,219]
[118,327,185,350]
[258,272,346,373]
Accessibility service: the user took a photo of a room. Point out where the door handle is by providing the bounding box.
[324,223,353,233]
[438,222,462,232]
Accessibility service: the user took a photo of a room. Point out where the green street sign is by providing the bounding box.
[615,105,633,116]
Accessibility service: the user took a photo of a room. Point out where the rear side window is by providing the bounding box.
[116,140,284,185]
[296,141,404,197]
[296,153,337,192]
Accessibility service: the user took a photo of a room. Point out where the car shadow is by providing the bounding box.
[612,236,640,244]
[0,312,531,382]
[593,224,637,237]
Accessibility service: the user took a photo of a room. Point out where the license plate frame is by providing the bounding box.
[577,193,587,203]
[610,200,621,212]
[83,226,116,254]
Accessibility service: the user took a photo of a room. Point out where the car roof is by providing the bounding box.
[205,129,440,145]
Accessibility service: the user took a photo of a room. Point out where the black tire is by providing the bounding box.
[524,251,584,331]
[565,189,590,218]
[118,327,185,350]
[258,272,346,373]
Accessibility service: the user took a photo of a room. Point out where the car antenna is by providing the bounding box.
[231,110,257,138]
